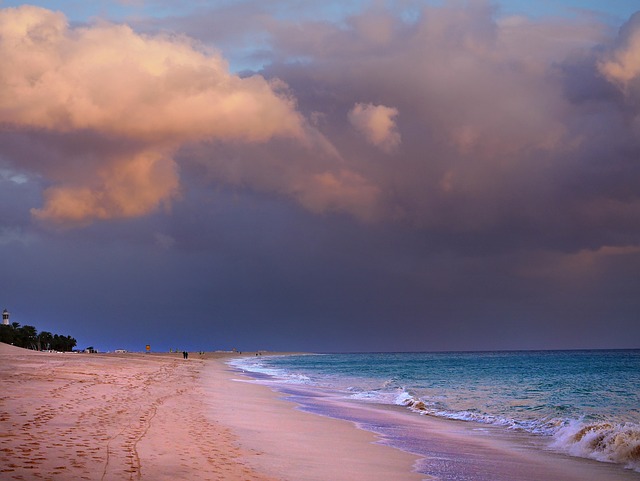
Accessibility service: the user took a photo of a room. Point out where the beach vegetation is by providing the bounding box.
[0,322,77,351]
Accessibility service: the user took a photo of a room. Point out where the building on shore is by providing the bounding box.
[2,309,8,326]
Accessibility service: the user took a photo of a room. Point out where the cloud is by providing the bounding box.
[0,6,305,141]
[31,149,180,224]
[0,226,34,246]
[3,2,640,255]
[2,2,640,352]
[0,5,306,225]
[348,103,400,152]
[248,2,640,252]
[154,232,176,250]
[598,12,640,95]
[289,169,381,221]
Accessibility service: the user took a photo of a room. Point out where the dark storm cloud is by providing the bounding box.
[255,3,634,247]
[1,2,639,351]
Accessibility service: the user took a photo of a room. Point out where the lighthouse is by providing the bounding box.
[2,309,8,325]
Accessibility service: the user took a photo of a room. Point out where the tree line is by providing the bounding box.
[0,322,77,352]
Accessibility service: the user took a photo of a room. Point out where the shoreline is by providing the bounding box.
[204,357,423,481]
[229,355,640,481]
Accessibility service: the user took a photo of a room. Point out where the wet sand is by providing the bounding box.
[276,389,640,481]
[202,359,422,481]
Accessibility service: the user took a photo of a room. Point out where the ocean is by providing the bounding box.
[229,350,640,478]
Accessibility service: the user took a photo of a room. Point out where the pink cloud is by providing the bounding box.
[31,149,180,225]
[348,103,400,152]
[598,13,640,95]
[257,2,617,231]
[0,5,306,225]
[290,169,382,221]
[3,2,640,251]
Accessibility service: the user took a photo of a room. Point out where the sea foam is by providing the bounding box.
[400,393,640,471]
[551,420,640,471]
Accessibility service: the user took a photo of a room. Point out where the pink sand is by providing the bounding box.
[0,343,420,480]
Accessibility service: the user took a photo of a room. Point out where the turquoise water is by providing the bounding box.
[231,350,640,472]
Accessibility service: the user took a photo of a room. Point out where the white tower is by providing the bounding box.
[2,309,9,325]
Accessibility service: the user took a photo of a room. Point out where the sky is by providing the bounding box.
[1,0,639,353]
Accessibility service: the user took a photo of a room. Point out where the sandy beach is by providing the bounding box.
[0,343,421,481]
[3,342,639,481]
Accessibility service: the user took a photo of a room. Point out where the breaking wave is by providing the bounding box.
[228,356,313,385]
[551,420,640,471]
[398,392,640,472]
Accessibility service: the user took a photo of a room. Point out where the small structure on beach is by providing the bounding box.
[2,309,8,325]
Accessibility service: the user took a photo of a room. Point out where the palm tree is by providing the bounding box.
[17,325,38,350]
[38,331,53,351]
